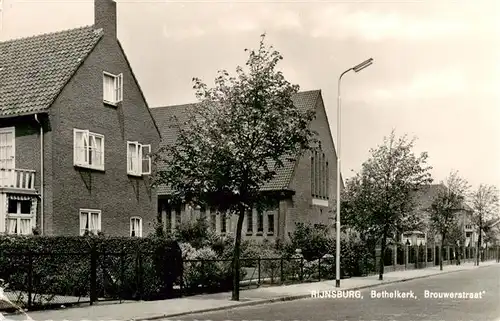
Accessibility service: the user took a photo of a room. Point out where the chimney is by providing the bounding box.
[94,0,117,39]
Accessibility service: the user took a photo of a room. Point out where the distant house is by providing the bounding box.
[151,90,343,242]
[0,0,160,237]
[406,184,477,247]
[483,217,500,246]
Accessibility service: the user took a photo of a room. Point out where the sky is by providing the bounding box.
[1,0,499,191]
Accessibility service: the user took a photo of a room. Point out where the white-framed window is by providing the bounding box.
[79,209,101,236]
[74,129,105,170]
[0,127,16,187]
[6,199,34,235]
[127,141,151,176]
[103,72,123,105]
[130,217,143,237]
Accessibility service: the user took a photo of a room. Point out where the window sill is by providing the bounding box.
[127,172,143,178]
[246,232,253,236]
[312,198,329,207]
[256,232,263,236]
[74,164,105,172]
[267,232,274,236]
[103,100,119,107]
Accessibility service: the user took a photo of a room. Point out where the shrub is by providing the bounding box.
[281,222,332,260]
[279,226,376,279]
[327,234,376,277]
[0,234,182,306]
[173,218,212,249]
[180,243,247,294]
[259,248,282,281]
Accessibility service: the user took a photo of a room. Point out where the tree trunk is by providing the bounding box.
[231,205,246,301]
[439,237,445,271]
[378,233,387,281]
[476,215,482,266]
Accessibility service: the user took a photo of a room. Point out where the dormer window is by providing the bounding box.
[103,71,123,105]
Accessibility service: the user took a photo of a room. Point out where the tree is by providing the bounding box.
[483,218,500,247]
[446,217,466,265]
[426,171,469,270]
[468,184,499,265]
[341,130,432,280]
[152,34,316,300]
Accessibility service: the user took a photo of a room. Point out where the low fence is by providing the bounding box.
[1,245,499,312]
[0,249,172,312]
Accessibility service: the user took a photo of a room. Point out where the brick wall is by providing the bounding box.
[286,94,339,238]
[47,31,160,237]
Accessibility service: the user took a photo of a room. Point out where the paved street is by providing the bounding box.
[172,264,500,321]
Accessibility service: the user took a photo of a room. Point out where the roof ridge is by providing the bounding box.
[298,89,321,94]
[151,89,323,109]
[0,24,97,45]
[151,102,199,110]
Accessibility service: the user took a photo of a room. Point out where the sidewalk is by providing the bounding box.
[7,260,499,321]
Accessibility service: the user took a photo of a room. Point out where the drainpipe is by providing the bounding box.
[34,114,44,235]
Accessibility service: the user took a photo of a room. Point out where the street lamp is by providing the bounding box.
[335,58,373,288]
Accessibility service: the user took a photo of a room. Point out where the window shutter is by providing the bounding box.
[114,74,123,102]
[127,142,134,173]
[128,142,140,174]
[98,136,104,168]
[83,131,89,164]
[74,130,88,166]
[73,130,80,165]
[103,74,114,102]
[141,144,151,175]
[118,74,123,102]
[89,135,96,166]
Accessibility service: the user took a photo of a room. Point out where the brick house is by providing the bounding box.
[151,90,342,242]
[403,184,477,247]
[0,0,160,237]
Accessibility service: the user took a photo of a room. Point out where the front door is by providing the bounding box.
[0,127,15,187]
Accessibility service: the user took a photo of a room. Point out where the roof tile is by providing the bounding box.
[151,90,320,195]
[0,25,103,117]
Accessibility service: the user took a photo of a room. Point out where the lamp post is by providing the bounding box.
[335,58,373,288]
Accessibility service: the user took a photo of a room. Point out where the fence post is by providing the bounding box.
[137,251,143,301]
[200,260,205,291]
[90,246,97,305]
[318,257,321,281]
[300,257,304,281]
[404,245,408,270]
[119,251,125,302]
[27,251,33,308]
[257,258,261,285]
[424,246,427,268]
[280,258,284,285]
[415,245,418,269]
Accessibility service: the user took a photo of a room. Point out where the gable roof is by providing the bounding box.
[150,90,321,195]
[116,40,161,137]
[0,25,103,117]
[412,184,445,211]
[413,183,473,214]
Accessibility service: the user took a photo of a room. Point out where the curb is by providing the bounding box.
[131,263,498,321]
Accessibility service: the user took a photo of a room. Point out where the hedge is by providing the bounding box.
[0,233,182,308]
